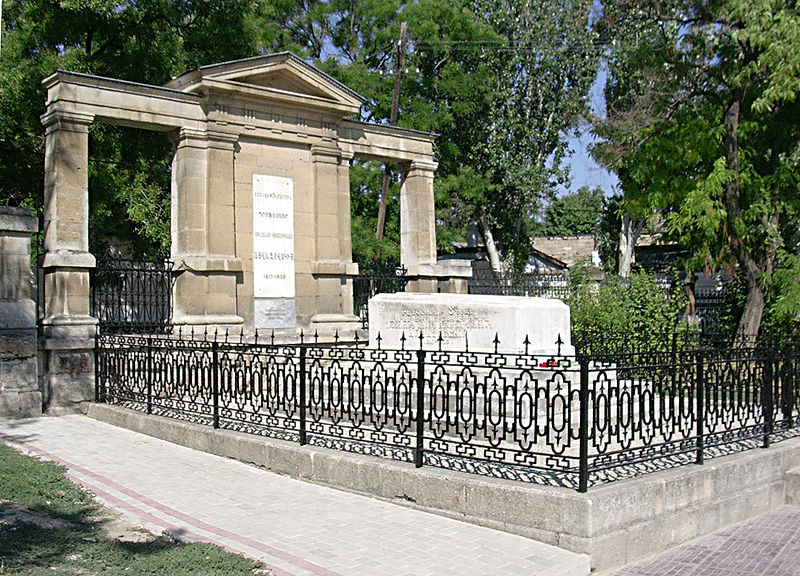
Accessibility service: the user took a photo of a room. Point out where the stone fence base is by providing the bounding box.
[86,402,800,574]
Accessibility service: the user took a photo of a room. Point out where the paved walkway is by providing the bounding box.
[610,506,800,576]
[0,415,588,576]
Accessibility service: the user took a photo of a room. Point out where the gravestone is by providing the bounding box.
[368,293,573,355]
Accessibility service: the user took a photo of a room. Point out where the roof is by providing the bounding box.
[165,52,365,116]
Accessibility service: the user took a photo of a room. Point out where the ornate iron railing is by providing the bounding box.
[96,332,800,491]
[352,261,408,328]
[91,258,174,334]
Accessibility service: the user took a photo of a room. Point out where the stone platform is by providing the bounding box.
[368,292,573,355]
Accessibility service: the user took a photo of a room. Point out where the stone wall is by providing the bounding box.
[531,234,595,268]
[0,206,41,417]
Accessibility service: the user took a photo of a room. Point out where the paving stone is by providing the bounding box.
[610,506,800,576]
[0,415,589,576]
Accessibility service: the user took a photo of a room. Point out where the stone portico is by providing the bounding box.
[39,52,469,412]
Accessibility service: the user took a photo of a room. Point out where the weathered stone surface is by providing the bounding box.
[786,467,800,506]
[0,330,37,358]
[50,350,94,376]
[369,292,573,354]
[0,357,38,391]
[0,301,36,329]
[0,207,39,419]
[0,391,42,418]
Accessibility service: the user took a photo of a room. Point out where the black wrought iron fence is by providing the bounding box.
[96,331,800,491]
[468,269,570,298]
[352,261,408,328]
[91,258,174,334]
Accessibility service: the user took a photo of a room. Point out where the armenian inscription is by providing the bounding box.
[386,307,492,343]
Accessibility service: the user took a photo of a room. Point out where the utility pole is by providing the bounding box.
[375,21,407,241]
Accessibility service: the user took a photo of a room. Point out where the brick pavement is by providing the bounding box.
[0,415,589,576]
[611,506,800,576]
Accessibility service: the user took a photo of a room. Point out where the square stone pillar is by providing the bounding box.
[39,109,97,414]
[308,145,359,334]
[400,159,439,292]
[0,207,41,417]
[171,128,243,329]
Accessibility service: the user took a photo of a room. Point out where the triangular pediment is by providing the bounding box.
[166,52,365,116]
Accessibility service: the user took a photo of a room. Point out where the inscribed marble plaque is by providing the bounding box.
[253,174,295,298]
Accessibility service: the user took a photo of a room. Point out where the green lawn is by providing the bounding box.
[0,442,266,575]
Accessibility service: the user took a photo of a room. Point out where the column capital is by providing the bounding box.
[407,159,438,173]
[207,128,239,149]
[310,143,343,163]
[176,126,208,143]
[40,109,95,131]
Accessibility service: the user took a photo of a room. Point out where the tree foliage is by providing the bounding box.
[594,0,800,338]
[567,268,687,336]
[543,185,604,236]
[1,0,272,255]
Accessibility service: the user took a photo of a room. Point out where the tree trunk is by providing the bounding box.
[722,91,767,343]
[618,215,642,278]
[738,269,766,342]
[480,216,503,274]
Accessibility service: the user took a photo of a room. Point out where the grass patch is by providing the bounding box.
[0,442,265,575]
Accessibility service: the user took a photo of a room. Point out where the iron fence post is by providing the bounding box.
[94,332,101,403]
[784,348,796,429]
[415,349,426,468]
[763,353,774,448]
[696,350,705,465]
[212,340,220,429]
[578,356,589,493]
[299,346,307,446]
[146,336,153,415]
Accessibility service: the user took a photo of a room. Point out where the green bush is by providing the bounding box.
[567,268,687,336]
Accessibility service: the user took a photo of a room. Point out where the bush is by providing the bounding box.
[567,268,687,336]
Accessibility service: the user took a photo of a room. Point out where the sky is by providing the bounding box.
[558,62,620,198]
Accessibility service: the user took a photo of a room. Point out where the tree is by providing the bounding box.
[0,0,271,254]
[276,1,601,269]
[595,0,800,339]
[543,185,604,236]
[459,0,601,271]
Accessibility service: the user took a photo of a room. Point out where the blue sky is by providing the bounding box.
[558,62,619,198]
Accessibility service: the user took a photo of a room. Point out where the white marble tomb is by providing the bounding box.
[368,293,573,355]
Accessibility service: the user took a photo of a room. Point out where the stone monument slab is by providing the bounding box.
[253,174,296,331]
[368,293,573,355]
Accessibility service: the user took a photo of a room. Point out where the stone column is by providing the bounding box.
[39,109,97,414]
[400,159,438,292]
[0,207,40,417]
[171,128,243,329]
[308,145,359,333]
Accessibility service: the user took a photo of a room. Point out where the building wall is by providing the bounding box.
[531,235,595,268]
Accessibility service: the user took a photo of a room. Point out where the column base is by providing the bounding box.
[40,319,97,415]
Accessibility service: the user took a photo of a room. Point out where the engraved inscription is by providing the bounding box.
[386,306,492,343]
[253,174,295,298]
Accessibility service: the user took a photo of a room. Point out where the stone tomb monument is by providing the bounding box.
[368,293,574,355]
[38,51,472,412]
